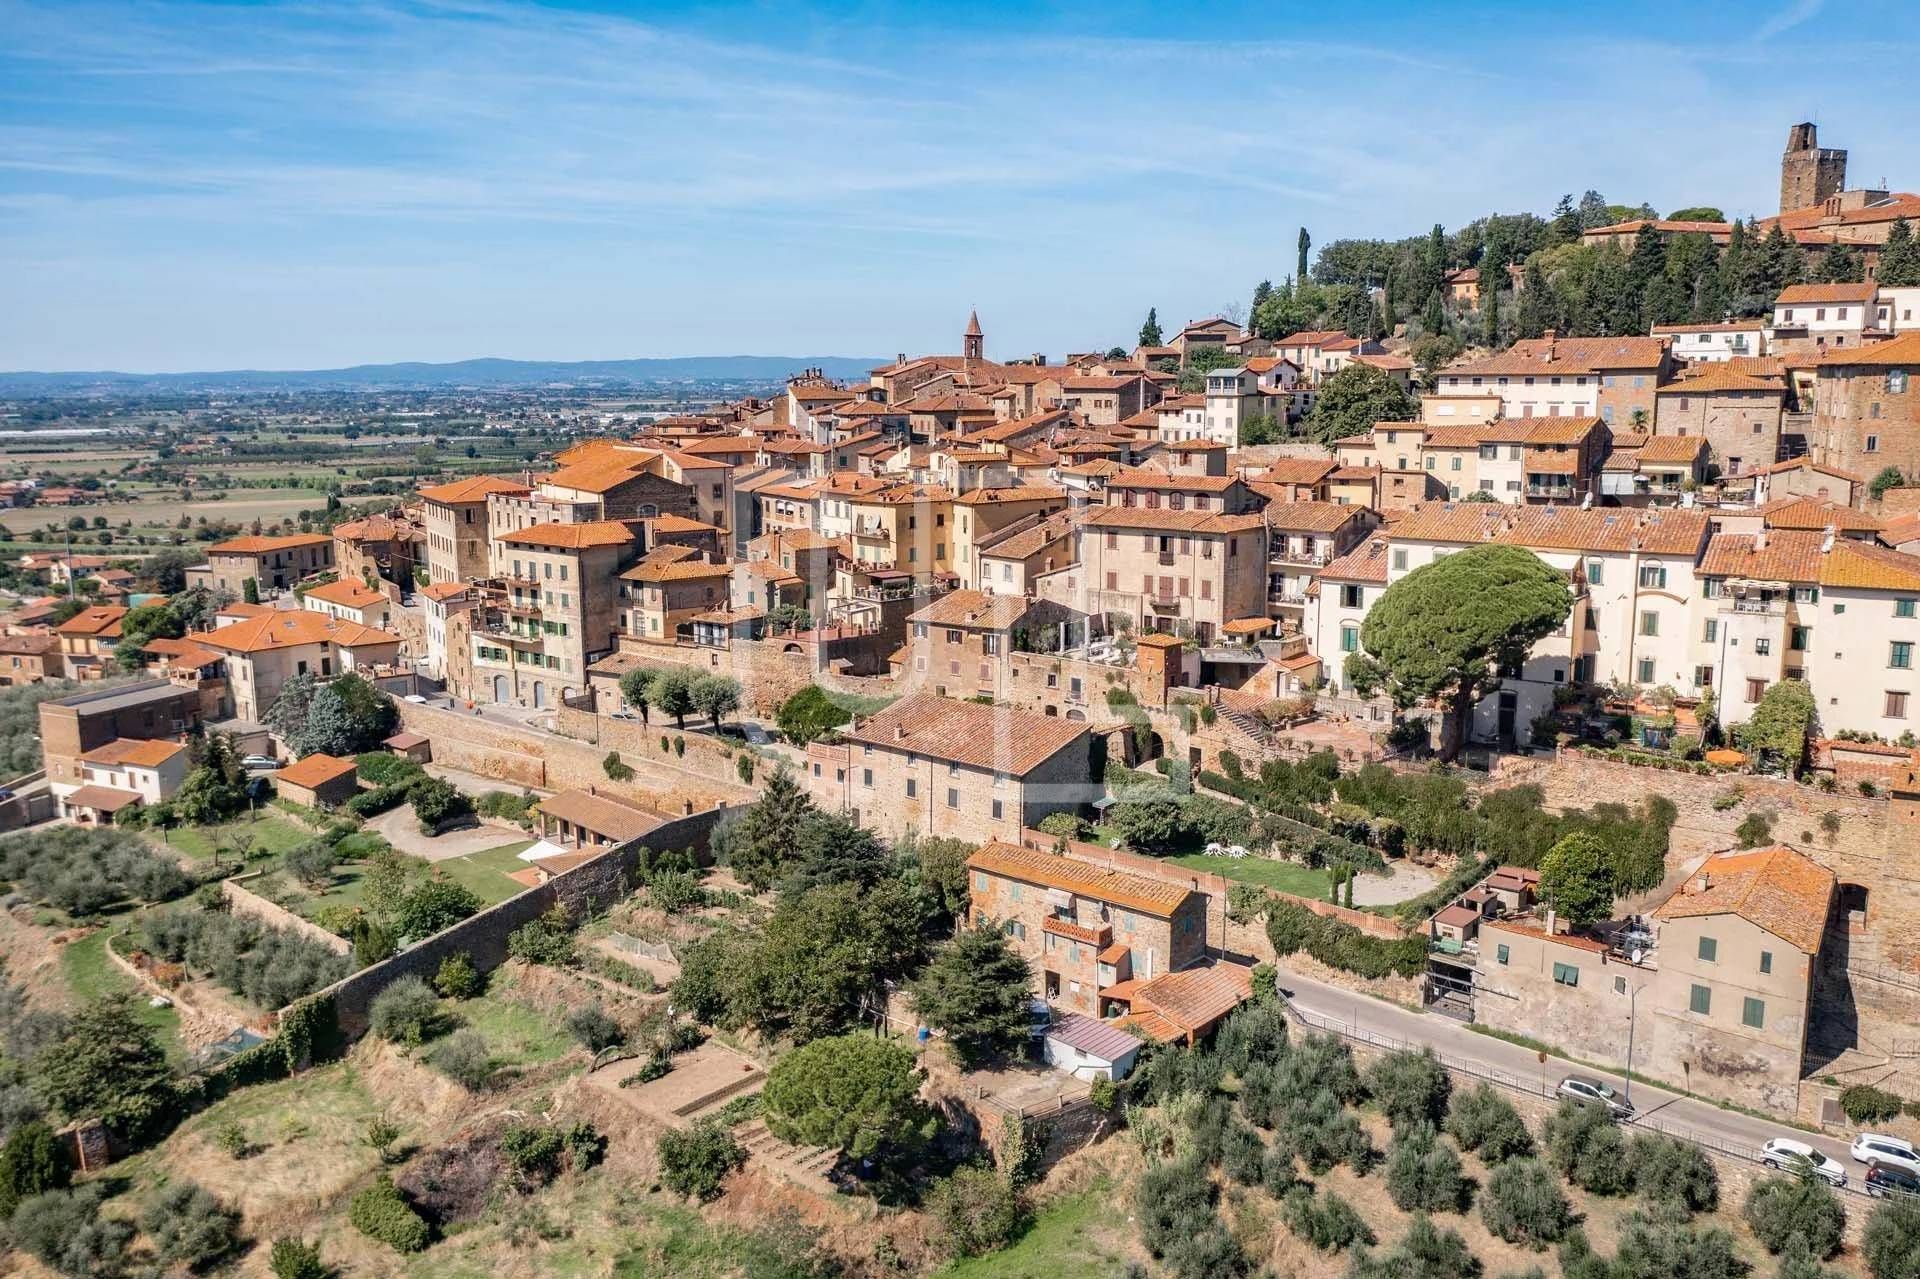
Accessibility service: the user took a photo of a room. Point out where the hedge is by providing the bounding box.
[349,1175,429,1253]
[1266,898,1425,979]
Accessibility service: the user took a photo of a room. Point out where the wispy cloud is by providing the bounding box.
[1754,0,1825,41]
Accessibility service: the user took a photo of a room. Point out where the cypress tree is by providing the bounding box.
[1880,218,1920,286]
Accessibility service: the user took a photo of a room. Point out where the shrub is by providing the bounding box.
[0,1121,70,1216]
[1863,1193,1920,1279]
[349,1175,430,1253]
[647,869,707,913]
[1542,1098,1632,1196]
[1135,1158,1219,1258]
[1446,1083,1534,1163]
[283,839,339,888]
[364,1116,402,1163]
[1036,811,1087,840]
[929,1166,1023,1258]
[408,777,470,832]
[1281,1186,1375,1252]
[1366,1047,1451,1133]
[143,1179,243,1270]
[393,877,481,940]
[8,1187,135,1278]
[1385,1124,1469,1213]
[1480,1157,1573,1249]
[565,1004,625,1052]
[562,1121,605,1171]
[432,951,479,999]
[657,1117,744,1201]
[1629,1132,1718,1214]
[474,790,536,827]
[355,752,424,787]
[1843,1084,1906,1125]
[368,975,447,1047]
[427,1029,493,1090]
[500,1124,566,1183]
[215,1120,250,1158]
[1744,1173,1845,1258]
[1734,809,1775,849]
[736,753,754,785]
[507,903,576,966]
[269,1237,327,1279]
[603,751,634,782]
[1089,1077,1119,1112]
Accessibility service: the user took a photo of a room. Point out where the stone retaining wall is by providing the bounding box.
[315,806,726,1037]
[223,873,352,956]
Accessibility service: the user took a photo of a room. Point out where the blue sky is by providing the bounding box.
[2,0,1913,372]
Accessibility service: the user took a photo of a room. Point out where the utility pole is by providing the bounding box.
[1624,976,1649,1107]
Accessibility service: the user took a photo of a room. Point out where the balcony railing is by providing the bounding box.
[1271,547,1331,566]
[1725,598,1783,615]
[1157,551,1176,566]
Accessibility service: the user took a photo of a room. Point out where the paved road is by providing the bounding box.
[1273,961,1864,1185]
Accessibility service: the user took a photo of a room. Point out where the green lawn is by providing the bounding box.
[1164,852,1336,899]
[941,1182,1129,1279]
[154,814,312,864]
[60,928,185,1063]
[449,974,574,1068]
[433,840,535,906]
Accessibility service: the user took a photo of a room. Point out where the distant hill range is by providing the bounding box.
[0,354,887,394]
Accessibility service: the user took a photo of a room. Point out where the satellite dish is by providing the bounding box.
[1630,948,1645,966]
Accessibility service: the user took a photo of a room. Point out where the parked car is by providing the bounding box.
[1557,1076,1634,1119]
[240,755,279,770]
[1868,1165,1920,1198]
[1853,1133,1920,1176]
[1762,1137,1847,1186]
[404,694,429,704]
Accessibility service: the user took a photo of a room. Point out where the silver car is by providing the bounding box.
[1853,1133,1920,1177]
[1762,1137,1847,1186]
[1557,1075,1634,1119]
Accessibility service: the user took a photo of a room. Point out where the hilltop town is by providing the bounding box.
[5,122,1920,1279]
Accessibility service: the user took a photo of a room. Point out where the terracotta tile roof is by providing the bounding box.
[0,632,57,656]
[417,582,473,602]
[417,475,530,504]
[1754,457,1864,482]
[62,784,143,813]
[1662,365,1785,394]
[1263,500,1369,533]
[1083,507,1265,534]
[330,513,421,543]
[620,558,731,582]
[952,485,1065,506]
[1775,282,1879,305]
[1275,329,1347,347]
[56,605,127,638]
[1483,917,1611,954]
[1321,538,1390,584]
[1757,497,1883,533]
[1478,416,1604,445]
[853,482,956,506]
[274,753,357,789]
[1419,425,1489,449]
[1879,514,1920,547]
[496,521,641,550]
[302,579,387,609]
[1107,469,1240,494]
[1820,540,1920,592]
[846,693,1087,776]
[1443,336,1667,378]
[1253,458,1338,486]
[1354,353,1414,371]
[648,514,719,534]
[202,611,402,654]
[1133,962,1254,1033]
[1062,374,1143,392]
[1813,331,1920,367]
[542,452,662,494]
[1588,217,1732,236]
[1653,845,1834,953]
[1498,507,1710,556]
[1698,530,1824,582]
[980,510,1079,560]
[909,589,1029,629]
[208,533,332,555]
[1633,435,1709,465]
[1386,502,1513,545]
[1767,192,1920,233]
[82,738,186,767]
[1524,452,1581,476]
[967,840,1193,916]
[533,788,660,842]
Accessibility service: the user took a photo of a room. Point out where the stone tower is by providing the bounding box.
[1780,122,1847,214]
[963,309,984,361]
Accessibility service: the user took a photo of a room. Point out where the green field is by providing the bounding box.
[1164,851,1336,898]
[60,928,185,1062]
[155,814,314,864]
[0,487,328,536]
[433,840,536,905]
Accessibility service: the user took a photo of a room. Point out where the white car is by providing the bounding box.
[1853,1133,1920,1176]
[1557,1076,1633,1118]
[404,694,429,704]
[240,755,279,770]
[1762,1137,1847,1186]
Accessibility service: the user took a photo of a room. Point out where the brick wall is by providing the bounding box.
[317,807,724,1035]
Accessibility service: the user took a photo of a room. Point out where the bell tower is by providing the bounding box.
[963,309,984,361]
[1780,122,1847,213]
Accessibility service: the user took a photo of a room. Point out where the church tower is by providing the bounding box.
[1780,122,1847,213]
[963,309,984,361]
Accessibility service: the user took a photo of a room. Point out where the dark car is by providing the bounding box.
[1868,1165,1920,1198]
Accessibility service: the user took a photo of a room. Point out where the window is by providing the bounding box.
[1892,370,1910,394]
[906,778,916,797]
[1340,584,1363,609]
[1340,625,1359,654]
[1552,962,1579,987]
[1704,619,1718,643]
[1900,599,1918,619]
[1791,625,1809,651]
[1640,610,1659,637]
[1639,564,1667,589]
[1637,657,1656,684]
[1615,975,1627,994]
[1893,642,1913,670]
[1586,559,1604,586]
[1698,936,1717,963]
[1887,691,1908,719]
[1746,678,1767,703]
[862,768,873,787]
[1392,549,1408,571]
[973,872,987,891]
[1742,997,1765,1029]
[1755,637,1771,656]
[1496,944,1509,965]
[1867,435,1880,453]
[991,799,1003,820]
[1689,984,1712,1015]
[1758,950,1772,975]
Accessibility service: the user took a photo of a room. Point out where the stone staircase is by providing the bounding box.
[734,1119,839,1194]
[1215,700,1279,758]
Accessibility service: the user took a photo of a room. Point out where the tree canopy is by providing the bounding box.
[1345,545,1573,760]
[1537,832,1615,929]
[762,1033,936,1163]
[909,925,1033,1067]
[1303,363,1418,444]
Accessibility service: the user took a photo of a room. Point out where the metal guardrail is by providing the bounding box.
[1277,995,1873,1199]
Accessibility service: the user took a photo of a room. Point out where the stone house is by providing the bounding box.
[53,605,127,680]
[1809,331,1920,482]
[0,633,59,686]
[1077,507,1269,645]
[964,839,1207,1017]
[39,680,203,797]
[419,475,530,586]
[1654,363,1789,476]
[331,513,423,590]
[478,521,642,709]
[199,611,403,723]
[205,533,335,596]
[272,753,360,808]
[805,693,1097,843]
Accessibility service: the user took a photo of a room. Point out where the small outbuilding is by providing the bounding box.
[272,753,360,809]
[384,731,432,764]
[1043,1011,1145,1081]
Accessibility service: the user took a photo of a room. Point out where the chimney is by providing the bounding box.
[1545,907,1558,936]
[1821,523,1836,553]
[894,724,908,741]
[1755,529,1769,550]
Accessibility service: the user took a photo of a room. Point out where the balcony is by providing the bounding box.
[1157,551,1176,566]
[1271,547,1332,566]
[1148,593,1181,611]
[1043,916,1111,948]
[1723,597,1784,616]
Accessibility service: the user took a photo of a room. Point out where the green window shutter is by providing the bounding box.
[1698,936,1717,962]
[1759,951,1772,974]
[1689,984,1712,1015]
[1742,997,1765,1029]
[1496,944,1509,965]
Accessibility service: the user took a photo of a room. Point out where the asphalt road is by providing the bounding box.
[1273,961,1866,1188]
